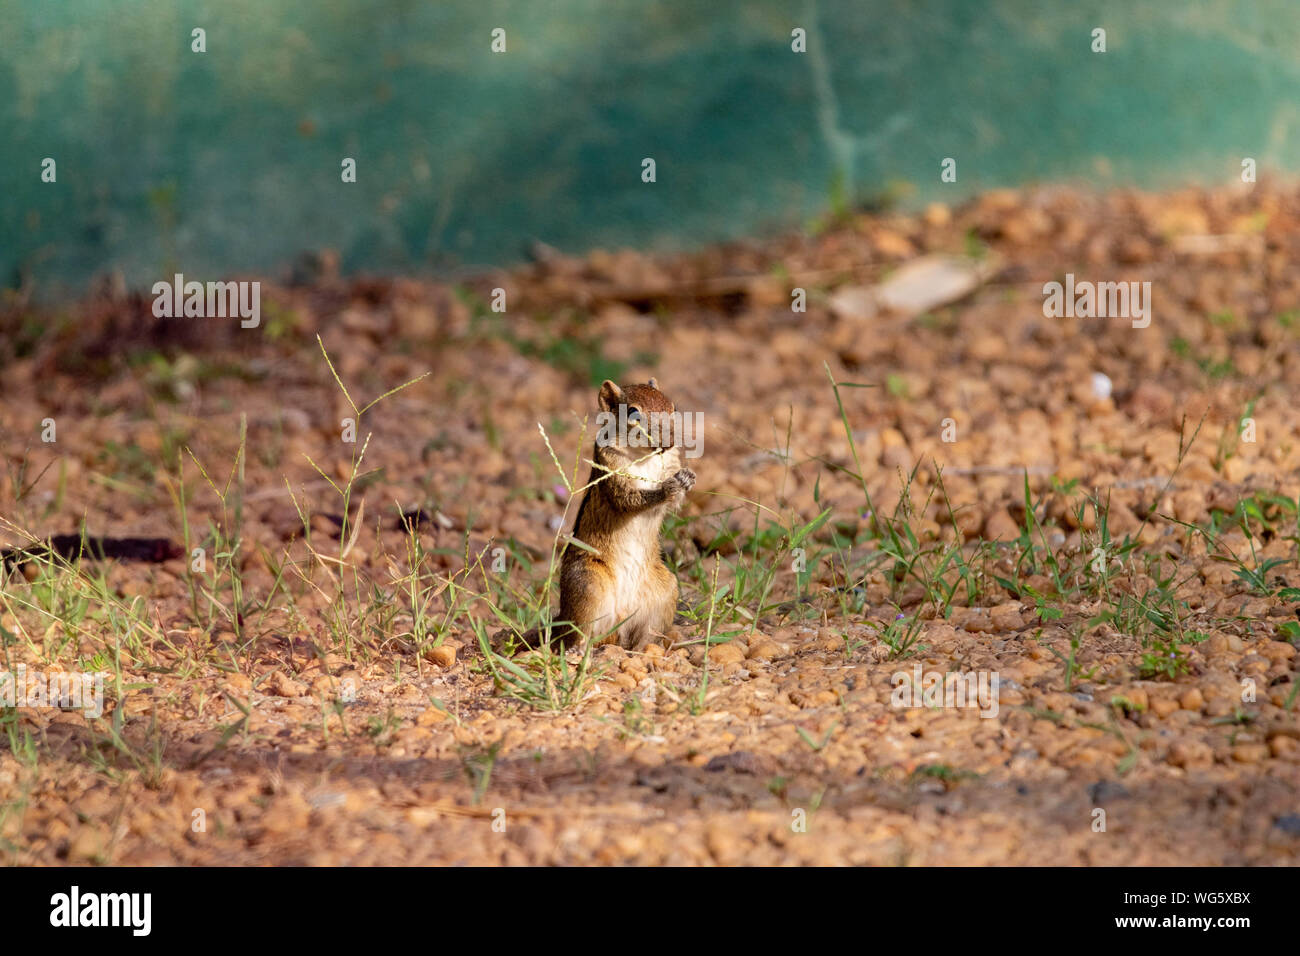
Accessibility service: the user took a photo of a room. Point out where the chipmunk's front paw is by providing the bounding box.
[663,467,696,498]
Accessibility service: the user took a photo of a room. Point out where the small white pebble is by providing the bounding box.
[1091,372,1113,400]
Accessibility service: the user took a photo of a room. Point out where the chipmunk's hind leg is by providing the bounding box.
[559,556,617,649]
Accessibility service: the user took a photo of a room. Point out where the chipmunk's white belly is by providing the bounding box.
[605,447,682,641]
[609,510,663,626]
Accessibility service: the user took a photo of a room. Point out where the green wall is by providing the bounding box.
[3,0,1296,297]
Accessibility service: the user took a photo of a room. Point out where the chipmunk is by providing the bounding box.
[556,378,695,651]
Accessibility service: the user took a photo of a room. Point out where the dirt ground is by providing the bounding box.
[1,182,1299,865]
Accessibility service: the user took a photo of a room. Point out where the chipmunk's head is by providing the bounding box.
[597,378,678,451]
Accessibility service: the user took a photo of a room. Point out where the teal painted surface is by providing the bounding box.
[3,0,1298,297]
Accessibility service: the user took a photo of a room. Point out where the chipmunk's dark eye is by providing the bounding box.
[627,406,642,423]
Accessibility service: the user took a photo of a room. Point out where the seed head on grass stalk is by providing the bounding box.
[314,334,430,552]
[288,338,429,655]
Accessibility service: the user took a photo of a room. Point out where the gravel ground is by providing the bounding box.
[1,182,1298,865]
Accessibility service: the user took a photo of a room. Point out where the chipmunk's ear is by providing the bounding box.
[598,379,623,411]
[647,377,658,390]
